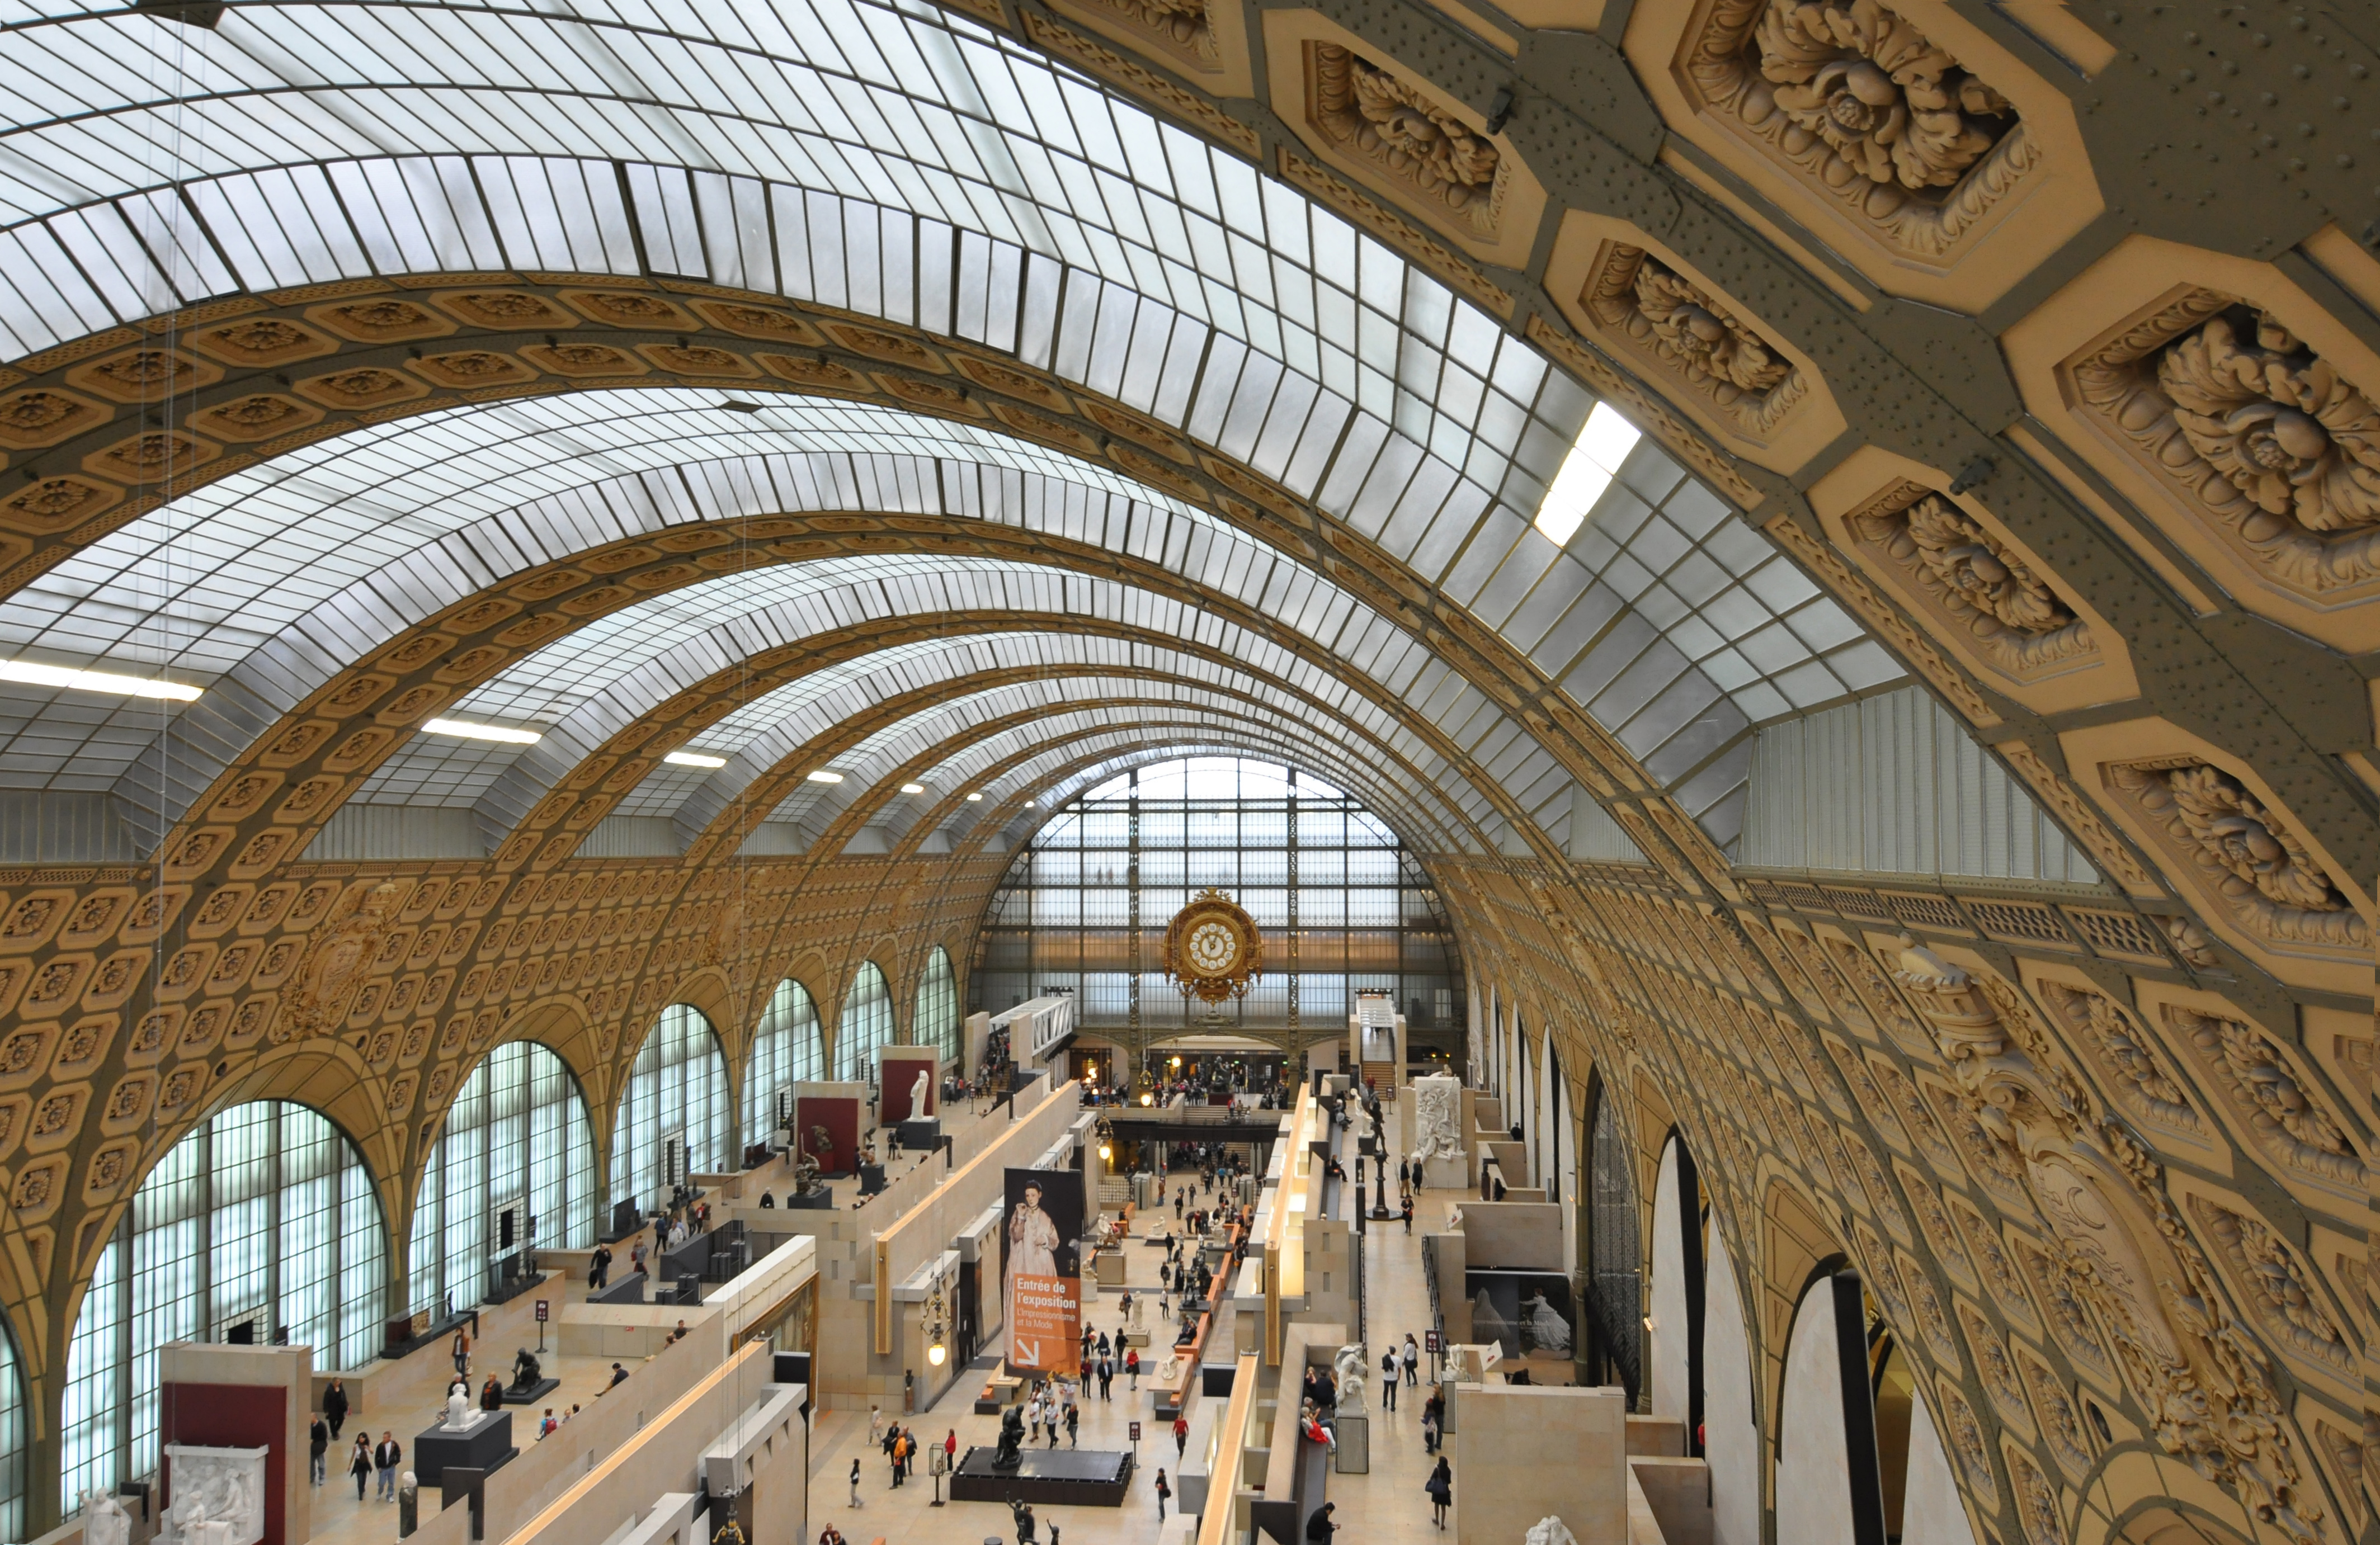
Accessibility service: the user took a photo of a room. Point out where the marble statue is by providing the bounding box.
[1331,1343,1368,1407]
[398,1472,418,1538]
[162,1445,266,1545]
[445,1388,472,1430]
[992,1404,1026,1470]
[513,1346,541,1390]
[1525,1518,1578,1545]
[1411,1073,1463,1166]
[83,1489,131,1545]
[909,1067,932,1118]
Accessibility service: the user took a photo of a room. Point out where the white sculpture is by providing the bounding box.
[445,1388,473,1430]
[1411,1073,1463,1166]
[910,1067,932,1118]
[1525,1517,1578,1545]
[1331,1343,1368,1407]
[83,1490,131,1545]
[162,1445,266,1545]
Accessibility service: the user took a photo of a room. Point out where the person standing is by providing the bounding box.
[1421,1391,1445,1454]
[309,1414,329,1485]
[590,1242,612,1290]
[348,1435,373,1501]
[1173,1414,1189,1458]
[1153,1469,1171,1522]
[1380,1348,1398,1410]
[847,1457,863,1508]
[1425,1456,1452,1529]
[324,1378,350,1441]
[1401,1194,1415,1234]
[1402,1334,1420,1386]
[451,1328,471,1382]
[374,1432,402,1500]
[1064,1401,1078,1448]
[1097,1356,1113,1402]
[1127,1348,1140,1390]
[944,1428,958,1472]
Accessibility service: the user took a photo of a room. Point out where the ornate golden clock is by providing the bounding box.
[1163,888,1264,1006]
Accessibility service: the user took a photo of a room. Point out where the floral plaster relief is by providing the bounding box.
[1623,0,2099,308]
[1809,445,2137,712]
[1040,0,1253,96]
[2063,720,2372,995]
[2013,237,2380,651]
[1264,13,1546,270]
[1545,214,1846,472]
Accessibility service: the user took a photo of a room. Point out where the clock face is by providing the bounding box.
[1185,917,1242,976]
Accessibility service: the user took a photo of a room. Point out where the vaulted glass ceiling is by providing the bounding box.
[0,0,1908,854]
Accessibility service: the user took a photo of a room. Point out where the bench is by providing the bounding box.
[973,1372,1024,1415]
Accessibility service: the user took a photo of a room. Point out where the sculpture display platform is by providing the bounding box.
[896,1117,941,1151]
[414,1407,514,1485]
[499,1348,561,1405]
[950,1445,1133,1506]
[161,1445,267,1545]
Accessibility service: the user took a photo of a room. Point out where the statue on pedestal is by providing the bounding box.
[1525,1518,1578,1545]
[909,1067,932,1118]
[82,1490,131,1545]
[513,1346,541,1391]
[1331,1344,1368,1407]
[445,1389,472,1430]
[398,1472,418,1539]
[992,1404,1026,1470]
[1411,1073,1463,1168]
[808,1124,836,1171]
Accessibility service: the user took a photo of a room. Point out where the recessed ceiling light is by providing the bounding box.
[901,783,925,794]
[965,792,983,802]
[422,717,541,744]
[1025,800,1035,807]
[807,769,845,784]
[1534,401,1643,546]
[0,658,201,701]
[664,750,727,768]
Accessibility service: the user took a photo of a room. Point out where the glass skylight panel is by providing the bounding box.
[1534,404,1643,547]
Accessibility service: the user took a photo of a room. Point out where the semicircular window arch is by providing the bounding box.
[837,962,894,1083]
[746,980,825,1144]
[914,947,960,1066]
[614,1005,733,1213]
[61,1100,389,1513]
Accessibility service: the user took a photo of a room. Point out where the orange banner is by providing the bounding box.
[1008,1273,1081,1373]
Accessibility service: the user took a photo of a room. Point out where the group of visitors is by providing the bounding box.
[308,1412,403,1504]
[850,1410,959,1500]
[1072,1325,1138,1397]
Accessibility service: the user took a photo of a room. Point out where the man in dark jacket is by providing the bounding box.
[309,1415,329,1485]
[374,1433,403,1500]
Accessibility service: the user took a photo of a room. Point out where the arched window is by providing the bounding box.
[1581,1076,1642,1403]
[837,962,892,1083]
[63,1102,387,1511]
[613,1005,731,1211]
[745,980,822,1143]
[411,1041,596,1321]
[913,947,959,1065]
[0,1314,25,1536]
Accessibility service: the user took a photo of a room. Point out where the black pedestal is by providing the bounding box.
[857,1163,887,1195]
[785,1188,833,1210]
[949,1447,1133,1505]
[414,1410,515,1485]
[497,1377,559,1406]
[896,1117,941,1150]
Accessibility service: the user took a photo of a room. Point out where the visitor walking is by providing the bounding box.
[1097,1357,1113,1401]
[1173,1414,1189,1458]
[451,1328,471,1381]
[589,1243,612,1290]
[1402,1334,1420,1385]
[1380,1348,1399,1410]
[348,1435,373,1501]
[1422,1390,1445,1453]
[848,1457,863,1508]
[324,1378,350,1440]
[1064,1400,1078,1447]
[309,1414,329,1485]
[374,1433,402,1500]
[1425,1457,1452,1529]
[1127,1348,1140,1389]
[1401,1194,1415,1233]
[1153,1469,1171,1522]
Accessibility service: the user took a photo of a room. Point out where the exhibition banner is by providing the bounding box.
[1002,1166,1082,1372]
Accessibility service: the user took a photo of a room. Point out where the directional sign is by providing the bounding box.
[1013,1337,1040,1368]
[1129,1422,1142,1442]
[1424,1330,1440,1354]
[534,1300,549,1323]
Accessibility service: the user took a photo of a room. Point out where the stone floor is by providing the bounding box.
[304,1118,1465,1545]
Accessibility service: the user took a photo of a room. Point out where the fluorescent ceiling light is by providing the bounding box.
[965,792,983,802]
[806,769,845,784]
[901,783,925,794]
[1534,401,1643,546]
[663,750,727,769]
[422,717,541,744]
[0,658,201,701]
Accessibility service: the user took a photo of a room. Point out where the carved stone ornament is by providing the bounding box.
[1845,481,2093,677]
[2032,981,2199,1137]
[1679,0,2034,263]
[1890,944,2326,1543]
[162,1444,267,1545]
[1067,0,1215,73]
[2185,1195,2355,1379]
[272,881,407,1043]
[2105,759,2368,961]
[1581,245,1806,439]
[2165,1005,2365,1193]
[2071,296,2380,601]
[1306,43,1504,239]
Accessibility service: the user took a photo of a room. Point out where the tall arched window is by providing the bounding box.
[0,1313,26,1536]
[745,980,823,1144]
[1581,1076,1642,1404]
[913,947,959,1065]
[837,962,892,1082]
[63,1102,387,1511]
[613,1005,731,1209]
[411,1041,596,1321]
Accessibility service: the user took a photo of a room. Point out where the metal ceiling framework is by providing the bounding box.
[0,0,1921,865]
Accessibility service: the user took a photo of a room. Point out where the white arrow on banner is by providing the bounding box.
[1014,1339,1038,1367]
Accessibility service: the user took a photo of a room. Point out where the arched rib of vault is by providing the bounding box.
[450,554,1469,836]
[598,631,1439,834]
[695,666,1462,851]
[742,685,1472,858]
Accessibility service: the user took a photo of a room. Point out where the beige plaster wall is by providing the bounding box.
[1453,1384,1627,1545]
